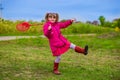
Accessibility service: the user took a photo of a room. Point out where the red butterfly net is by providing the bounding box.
[16,22,31,32]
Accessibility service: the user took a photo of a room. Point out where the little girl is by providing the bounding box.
[43,13,88,75]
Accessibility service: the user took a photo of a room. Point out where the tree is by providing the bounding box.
[99,16,105,26]
[60,19,66,22]
[41,19,45,22]
[104,21,112,27]
[117,18,120,28]
[86,21,92,24]
[112,18,120,28]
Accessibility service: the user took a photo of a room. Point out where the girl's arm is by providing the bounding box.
[59,19,76,29]
[43,23,53,38]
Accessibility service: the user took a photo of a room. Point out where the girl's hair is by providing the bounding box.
[45,13,59,22]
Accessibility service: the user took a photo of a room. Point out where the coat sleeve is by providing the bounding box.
[43,23,53,38]
[58,20,73,29]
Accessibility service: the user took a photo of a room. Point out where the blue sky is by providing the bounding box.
[1,0,120,22]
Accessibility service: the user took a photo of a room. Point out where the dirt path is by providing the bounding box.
[0,34,96,41]
[0,35,45,41]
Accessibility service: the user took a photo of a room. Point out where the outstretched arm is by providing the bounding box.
[59,18,76,29]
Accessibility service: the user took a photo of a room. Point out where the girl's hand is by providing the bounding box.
[71,18,76,22]
[48,24,52,31]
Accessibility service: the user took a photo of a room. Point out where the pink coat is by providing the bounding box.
[43,20,73,56]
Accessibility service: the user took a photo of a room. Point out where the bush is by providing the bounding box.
[62,23,114,34]
[0,20,43,36]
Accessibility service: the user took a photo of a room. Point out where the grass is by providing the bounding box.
[0,32,120,80]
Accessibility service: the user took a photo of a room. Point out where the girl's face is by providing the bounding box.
[47,14,57,23]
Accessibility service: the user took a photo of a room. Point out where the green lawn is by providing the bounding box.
[0,32,120,80]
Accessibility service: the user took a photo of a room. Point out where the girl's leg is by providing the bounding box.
[53,56,61,75]
[70,43,88,55]
[55,56,61,63]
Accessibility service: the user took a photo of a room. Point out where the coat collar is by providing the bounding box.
[47,21,57,26]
